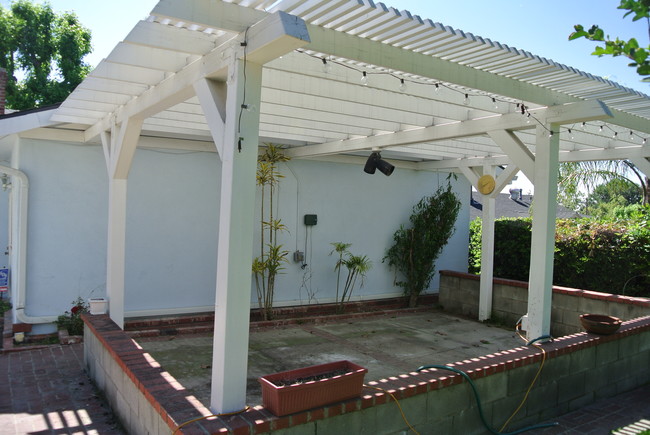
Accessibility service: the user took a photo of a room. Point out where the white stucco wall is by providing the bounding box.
[264,159,470,306]
[12,138,469,329]
[18,139,108,332]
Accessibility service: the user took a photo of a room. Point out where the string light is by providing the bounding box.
[360,71,368,85]
[321,57,331,73]
[296,49,647,144]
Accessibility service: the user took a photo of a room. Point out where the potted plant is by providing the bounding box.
[258,360,367,416]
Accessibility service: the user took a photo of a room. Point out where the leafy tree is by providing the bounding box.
[585,178,642,218]
[569,0,650,81]
[558,160,648,213]
[0,0,92,110]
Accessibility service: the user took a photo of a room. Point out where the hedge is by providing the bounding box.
[469,217,650,297]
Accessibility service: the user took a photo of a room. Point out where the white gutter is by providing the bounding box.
[0,165,56,324]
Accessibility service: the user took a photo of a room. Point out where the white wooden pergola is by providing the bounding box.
[37,0,650,413]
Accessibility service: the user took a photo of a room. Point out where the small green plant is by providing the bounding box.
[55,297,88,336]
[0,299,11,315]
[330,243,372,313]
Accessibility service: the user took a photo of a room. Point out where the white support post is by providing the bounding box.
[102,117,142,329]
[210,58,263,414]
[479,166,496,321]
[107,178,127,328]
[526,124,560,340]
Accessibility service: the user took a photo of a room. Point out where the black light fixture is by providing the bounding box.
[363,152,395,176]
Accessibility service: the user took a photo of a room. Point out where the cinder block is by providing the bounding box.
[567,391,594,412]
[490,393,524,427]
[578,298,608,315]
[569,346,596,373]
[522,382,558,417]
[375,395,428,434]
[557,372,586,401]
[553,293,579,313]
[595,340,619,366]
[585,364,616,394]
[618,335,640,357]
[537,355,570,382]
[450,405,485,434]
[426,383,472,419]
[473,374,507,404]
[640,332,650,352]
[315,408,374,435]
[507,365,540,396]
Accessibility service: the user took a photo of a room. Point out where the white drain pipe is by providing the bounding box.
[0,165,56,324]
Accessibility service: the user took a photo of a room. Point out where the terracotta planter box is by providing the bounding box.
[259,360,367,416]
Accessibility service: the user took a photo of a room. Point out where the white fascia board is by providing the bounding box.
[0,108,59,136]
[150,0,268,33]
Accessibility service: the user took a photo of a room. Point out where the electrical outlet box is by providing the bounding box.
[293,251,304,263]
[304,214,317,226]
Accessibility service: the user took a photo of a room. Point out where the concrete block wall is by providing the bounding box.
[84,306,650,434]
[439,271,650,336]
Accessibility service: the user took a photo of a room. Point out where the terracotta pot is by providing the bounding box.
[579,314,622,335]
[259,360,367,416]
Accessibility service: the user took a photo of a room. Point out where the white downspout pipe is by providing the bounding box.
[0,165,56,324]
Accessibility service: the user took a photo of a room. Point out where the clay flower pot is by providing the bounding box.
[258,360,367,416]
[580,314,622,335]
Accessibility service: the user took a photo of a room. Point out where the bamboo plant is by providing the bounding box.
[252,144,290,321]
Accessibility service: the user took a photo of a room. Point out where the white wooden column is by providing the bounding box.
[101,118,143,329]
[209,58,263,413]
[525,124,560,340]
[479,166,496,321]
[461,163,519,321]
[106,179,127,328]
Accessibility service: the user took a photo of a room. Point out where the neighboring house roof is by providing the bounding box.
[470,191,582,220]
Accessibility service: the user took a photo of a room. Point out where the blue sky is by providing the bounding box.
[1,0,648,94]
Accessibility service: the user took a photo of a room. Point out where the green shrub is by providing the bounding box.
[385,182,461,307]
[469,212,650,297]
[469,217,532,282]
[0,299,11,315]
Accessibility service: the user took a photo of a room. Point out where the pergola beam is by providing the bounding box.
[286,100,612,159]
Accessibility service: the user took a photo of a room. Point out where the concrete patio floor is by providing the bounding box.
[136,310,523,407]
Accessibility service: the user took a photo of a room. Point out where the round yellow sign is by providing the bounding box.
[478,175,495,195]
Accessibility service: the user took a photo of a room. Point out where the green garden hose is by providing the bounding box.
[416,364,558,434]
